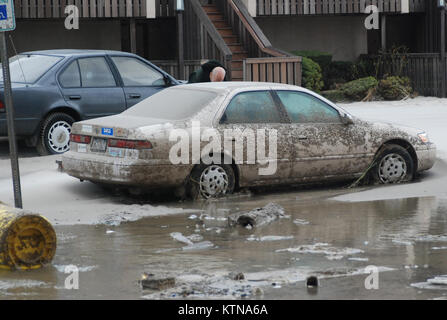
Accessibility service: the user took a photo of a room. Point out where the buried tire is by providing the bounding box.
[36,113,75,156]
[371,144,415,184]
[188,163,235,199]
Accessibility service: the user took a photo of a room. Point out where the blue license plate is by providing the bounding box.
[101,128,114,136]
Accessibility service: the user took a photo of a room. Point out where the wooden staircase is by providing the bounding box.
[202,3,247,81]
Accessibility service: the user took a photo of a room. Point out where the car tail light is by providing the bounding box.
[108,139,152,150]
[70,134,92,144]
[0,101,5,113]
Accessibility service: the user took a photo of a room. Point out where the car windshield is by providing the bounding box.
[0,54,63,83]
[123,87,218,120]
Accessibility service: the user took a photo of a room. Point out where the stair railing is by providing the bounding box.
[185,0,233,79]
[211,0,292,58]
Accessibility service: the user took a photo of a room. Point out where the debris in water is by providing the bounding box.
[427,276,447,285]
[306,276,319,287]
[276,243,364,260]
[293,219,309,225]
[228,203,288,228]
[247,235,294,242]
[182,241,214,251]
[348,257,369,262]
[170,232,193,246]
[186,234,203,242]
[140,273,176,290]
[229,272,245,281]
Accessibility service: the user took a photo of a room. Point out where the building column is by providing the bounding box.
[381,14,387,52]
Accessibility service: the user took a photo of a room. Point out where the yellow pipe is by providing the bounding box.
[0,203,56,270]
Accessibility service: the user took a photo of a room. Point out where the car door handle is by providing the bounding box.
[68,95,81,100]
[128,93,141,99]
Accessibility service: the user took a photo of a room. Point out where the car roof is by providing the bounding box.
[19,49,137,57]
[178,81,305,92]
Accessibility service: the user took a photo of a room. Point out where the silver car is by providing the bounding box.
[62,82,436,199]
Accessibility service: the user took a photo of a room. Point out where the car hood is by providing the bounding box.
[356,117,425,136]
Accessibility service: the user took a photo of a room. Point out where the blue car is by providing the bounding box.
[0,50,179,155]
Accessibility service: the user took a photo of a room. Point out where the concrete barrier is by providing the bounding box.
[0,203,56,270]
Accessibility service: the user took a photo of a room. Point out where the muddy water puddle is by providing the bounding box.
[1,191,447,299]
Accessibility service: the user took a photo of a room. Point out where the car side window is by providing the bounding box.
[220,91,281,124]
[77,57,117,88]
[111,56,165,86]
[276,90,341,123]
[59,61,81,88]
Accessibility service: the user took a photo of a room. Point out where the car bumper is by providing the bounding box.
[416,143,437,172]
[62,151,194,188]
[0,116,41,137]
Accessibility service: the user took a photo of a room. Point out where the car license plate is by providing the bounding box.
[91,138,108,152]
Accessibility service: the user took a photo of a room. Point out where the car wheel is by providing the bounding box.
[372,144,414,184]
[36,113,75,156]
[188,163,235,199]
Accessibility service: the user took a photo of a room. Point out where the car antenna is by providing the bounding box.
[8,35,27,84]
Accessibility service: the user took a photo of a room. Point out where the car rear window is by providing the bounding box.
[0,54,62,83]
[123,87,218,120]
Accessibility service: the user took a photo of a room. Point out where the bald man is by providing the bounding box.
[210,67,226,82]
[188,60,228,83]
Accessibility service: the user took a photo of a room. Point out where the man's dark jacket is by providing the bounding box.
[188,60,228,83]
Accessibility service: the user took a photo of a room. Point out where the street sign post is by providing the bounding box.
[0,0,22,208]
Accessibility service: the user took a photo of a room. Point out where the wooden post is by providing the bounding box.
[381,14,387,52]
[177,9,185,80]
[130,18,137,54]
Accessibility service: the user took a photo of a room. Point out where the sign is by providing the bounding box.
[0,0,15,31]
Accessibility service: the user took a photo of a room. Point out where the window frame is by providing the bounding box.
[218,90,289,125]
[272,89,343,124]
[57,55,119,89]
[108,55,166,88]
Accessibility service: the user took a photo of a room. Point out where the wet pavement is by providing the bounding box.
[1,166,447,299]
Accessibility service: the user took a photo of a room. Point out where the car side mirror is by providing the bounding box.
[341,112,354,125]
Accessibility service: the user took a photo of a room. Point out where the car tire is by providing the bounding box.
[188,163,235,200]
[371,144,414,184]
[36,113,75,156]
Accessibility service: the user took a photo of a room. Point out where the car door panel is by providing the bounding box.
[58,57,126,119]
[216,90,292,185]
[274,90,371,179]
[109,56,167,109]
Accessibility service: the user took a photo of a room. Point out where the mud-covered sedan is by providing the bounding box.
[0,50,179,155]
[62,82,436,199]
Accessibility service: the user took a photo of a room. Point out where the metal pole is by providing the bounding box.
[177,10,185,80]
[441,6,446,98]
[0,32,22,209]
